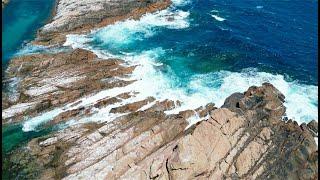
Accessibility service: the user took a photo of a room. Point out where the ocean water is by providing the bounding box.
[2,0,318,154]
[2,0,55,154]
[63,0,318,125]
[2,0,55,70]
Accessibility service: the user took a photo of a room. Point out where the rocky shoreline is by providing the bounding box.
[2,0,318,179]
[3,83,318,179]
[33,0,171,46]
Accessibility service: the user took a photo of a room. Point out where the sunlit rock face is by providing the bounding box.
[6,83,318,179]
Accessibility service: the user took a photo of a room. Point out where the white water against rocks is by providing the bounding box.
[21,0,318,132]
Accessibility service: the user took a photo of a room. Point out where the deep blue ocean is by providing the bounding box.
[65,0,318,123]
[1,0,318,155]
[104,0,318,84]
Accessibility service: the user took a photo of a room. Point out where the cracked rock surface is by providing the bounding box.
[5,83,318,179]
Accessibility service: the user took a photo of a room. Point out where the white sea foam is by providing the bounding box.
[171,0,192,6]
[15,44,48,55]
[96,9,189,44]
[63,4,318,126]
[185,112,209,129]
[22,52,317,131]
[15,43,66,56]
[22,108,63,132]
[72,39,320,124]
[22,2,318,132]
[188,70,318,123]
[63,34,92,49]
[211,14,226,21]
[3,77,21,102]
[64,9,190,51]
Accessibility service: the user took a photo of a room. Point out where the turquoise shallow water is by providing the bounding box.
[1,0,318,176]
[2,0,55,164]
[2,0,55,70]
[2,124,54,179]
[64,0,317,125]
[11,0,317,133]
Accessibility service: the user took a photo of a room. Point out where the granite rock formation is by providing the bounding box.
[4,84,318,179]
[34,0,171,45]
[2,0,318,179]
[2,49,136,125]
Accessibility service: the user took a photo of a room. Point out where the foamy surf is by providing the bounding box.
[96,10,189,43]
[22,109,63,132]
[22,53,317,132]
[211,14,226,21]
[189,69,318,123]
[171,0,192,6]
[14,43,67,56]
[22,1,318,132]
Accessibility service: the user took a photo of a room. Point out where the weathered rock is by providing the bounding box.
[34,0,171,45]
[110,97,156,114]
[2,0,317,179]
[222,92,245,114]
[2,49,136,124]
[308,120,318,135]
[8,84,317,179]
[146,99,180,112]
[162,84,317,179]
[50,106,87,125]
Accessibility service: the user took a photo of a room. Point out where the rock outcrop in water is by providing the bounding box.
[2,49,136,125]
[34,0,171,45]
[2,0,318,179]
[4,83,318,179]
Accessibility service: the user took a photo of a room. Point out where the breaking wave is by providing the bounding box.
[22,1,318,132]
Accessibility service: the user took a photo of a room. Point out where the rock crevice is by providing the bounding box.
[5,84,318,179]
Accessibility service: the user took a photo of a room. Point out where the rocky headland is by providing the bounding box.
[2,0,318,179]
